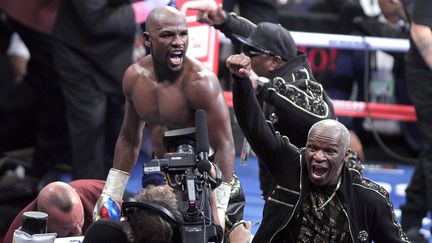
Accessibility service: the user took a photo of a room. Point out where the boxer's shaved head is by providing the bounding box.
[145,6,186,33]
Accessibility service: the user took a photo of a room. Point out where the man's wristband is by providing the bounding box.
[103,168,130,201]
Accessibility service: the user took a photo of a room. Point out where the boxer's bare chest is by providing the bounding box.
[131,78,194,130]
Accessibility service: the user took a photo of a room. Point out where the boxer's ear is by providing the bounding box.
[143,32,151,47]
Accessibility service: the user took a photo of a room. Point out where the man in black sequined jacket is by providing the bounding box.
[191,3,339,198]
[227,52,409,243]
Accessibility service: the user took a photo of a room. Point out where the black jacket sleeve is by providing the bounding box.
[232,76,299,174]
[214,13,257,49]
[360,180,410,243]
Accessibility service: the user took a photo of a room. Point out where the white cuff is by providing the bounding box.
[103,168,130,201]
[215,182,231,230]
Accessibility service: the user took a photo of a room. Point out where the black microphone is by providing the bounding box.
[195,109,213,186]
[195,109,209,161]
[197,159,212,174]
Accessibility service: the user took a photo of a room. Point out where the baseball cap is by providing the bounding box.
[232,22,297,61]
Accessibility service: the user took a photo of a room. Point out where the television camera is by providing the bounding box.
[143,110,222,243]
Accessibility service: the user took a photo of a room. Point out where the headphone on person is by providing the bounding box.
[121,200,181,242]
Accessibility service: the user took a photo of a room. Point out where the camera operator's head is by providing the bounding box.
[122,185,183,243]
[37,181,84,237]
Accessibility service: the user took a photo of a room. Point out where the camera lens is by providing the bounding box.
[21,211,48,235]
[176,144,194,154]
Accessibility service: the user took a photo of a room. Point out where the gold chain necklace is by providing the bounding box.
[316,177,342,211]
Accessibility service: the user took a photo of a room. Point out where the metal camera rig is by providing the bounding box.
[143,110,220,243]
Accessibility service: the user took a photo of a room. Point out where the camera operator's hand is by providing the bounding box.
[93,168,130,221]
[187,1,227,26]
[226,54,252,79]
[229,220,252,243]
[209,162,221,181]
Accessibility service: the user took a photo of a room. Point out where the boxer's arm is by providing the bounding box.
[186,71,235,183]
[206,79,235,183]
[94,67,145,221]
[113,65,146,172]
[193,80,234,231]
[112,102,144,171]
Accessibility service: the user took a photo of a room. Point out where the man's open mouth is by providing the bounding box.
[312,165,328,177]
[169,50,184,66]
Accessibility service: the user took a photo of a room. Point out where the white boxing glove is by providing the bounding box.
[93,168,130,222]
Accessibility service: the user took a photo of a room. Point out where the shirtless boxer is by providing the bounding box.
[93,6,238,228]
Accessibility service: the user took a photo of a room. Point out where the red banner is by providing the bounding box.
[177,0,222,74]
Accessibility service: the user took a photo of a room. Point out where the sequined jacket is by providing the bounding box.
[216,13,335,147]
[232,77,410,243]
[257,55,336,147]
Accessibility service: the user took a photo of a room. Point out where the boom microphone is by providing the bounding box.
[197,160,212,174]
[195,109,209,161]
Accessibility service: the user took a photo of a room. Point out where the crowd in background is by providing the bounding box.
[0,0,430,242]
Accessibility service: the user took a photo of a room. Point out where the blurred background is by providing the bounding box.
[0,0,425,241]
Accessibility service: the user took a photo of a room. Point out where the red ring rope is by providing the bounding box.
[223,91,417,122]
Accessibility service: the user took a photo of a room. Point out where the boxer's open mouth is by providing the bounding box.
[169,50,184,66]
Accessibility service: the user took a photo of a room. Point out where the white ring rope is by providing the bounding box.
[220,31,410,52]
[290,31,409,52]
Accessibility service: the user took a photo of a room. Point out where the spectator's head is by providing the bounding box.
[36,181,84,237]
[144,6,188,73]
[305,119,350,187]
[233,22,297,77]
[123,185,182,243]
[378,0,407,24]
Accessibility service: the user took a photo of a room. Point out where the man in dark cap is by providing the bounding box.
[226,22,337,142]
[188,3,364,200]
[232,22,297,63]
[190,4,364,150]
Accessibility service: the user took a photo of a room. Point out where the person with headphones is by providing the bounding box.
[84,184,252,243]
[125,185,192,242]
